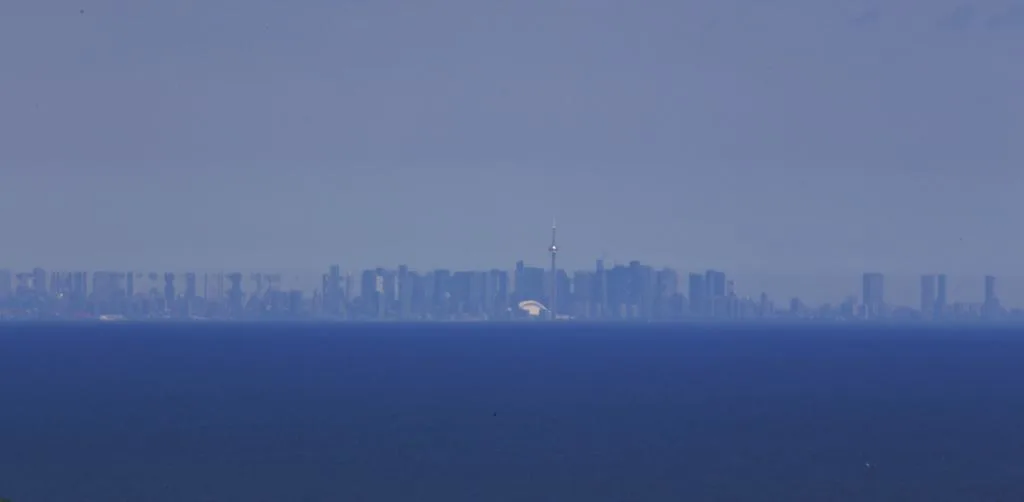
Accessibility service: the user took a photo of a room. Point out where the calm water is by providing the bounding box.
[2,323,1024,501]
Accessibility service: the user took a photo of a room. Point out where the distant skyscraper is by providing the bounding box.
[572,270,593,318]
[657,268,679,297]
[326,264,342,315]
[936,274,948,316]
[920,275,936,318]
[554,269,571,316]
[226,273,242,314]
[605,265,629,318]
[451,271,472,314]
[654,268,681,320]
[164,273,176,310]
[984,275,996,305]
[704,269,726,316]
[48,271,60,297]
[688,273,705,316]
[185,272,197,301]
[360,269,380,317]
[515,265,545,305]
[862,273,884,318]
[397,265,411,319]
[32,267,47,295]
[484,269,508,319]
[705,270,726,297]
[432,269,452,319]
[377,268,392,319]
[513,260,525,301]
[632,262,655,319]
[70,272,87,304]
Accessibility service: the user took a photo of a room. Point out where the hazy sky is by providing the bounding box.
[1,0,1022,294]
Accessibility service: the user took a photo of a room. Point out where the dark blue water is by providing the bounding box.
[2,324,1024,501]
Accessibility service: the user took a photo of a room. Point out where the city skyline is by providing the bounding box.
[3,214,1024,307]
[4,248,1024,309]
[0,253,1018,320]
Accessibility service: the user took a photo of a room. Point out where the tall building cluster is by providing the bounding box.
[907,273,1001,321]
[0,269,292,320]
[0,226,1016,321]
[0,265,1012,322]
[323,260,743,321]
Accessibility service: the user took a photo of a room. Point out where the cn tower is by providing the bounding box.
[549,218,557,320]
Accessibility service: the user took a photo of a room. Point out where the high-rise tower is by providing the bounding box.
[920,274,936,318]
[549,219,557,320]
[862,272,884,319]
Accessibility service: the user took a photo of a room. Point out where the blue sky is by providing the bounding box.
[1,0,1022,303]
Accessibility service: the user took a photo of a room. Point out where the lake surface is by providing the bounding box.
[2,323,1024,501]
